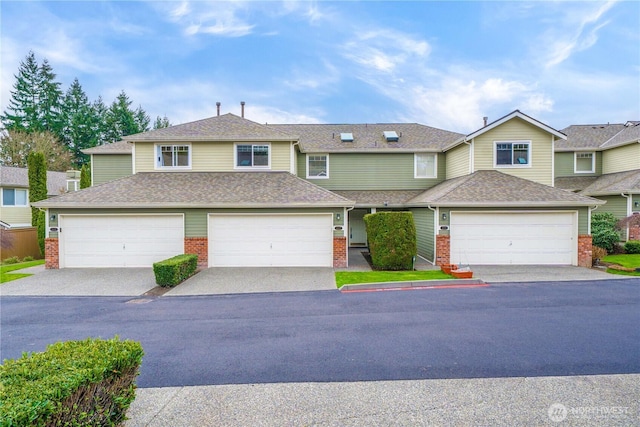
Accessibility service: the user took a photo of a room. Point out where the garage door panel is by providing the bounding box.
[209,214,333,267]
[60,215,184,268]
[450,212,576,265]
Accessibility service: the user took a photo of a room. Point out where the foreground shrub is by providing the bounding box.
[364,212,417,270]
[22,256,34,262]
[0,336,143,427]
[2,256,19,265]
[591,212,621,253]
[592,246,608,263]
[623,240,640,254]
[153,253,198,287]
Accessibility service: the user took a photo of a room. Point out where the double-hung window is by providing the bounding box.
[414,153,437,178]
[575,152,595,173]
[236,144,270,168]
[307,154,329,178]
[495,141,531,167]
[156,144,191,168]
[2,188,28,206]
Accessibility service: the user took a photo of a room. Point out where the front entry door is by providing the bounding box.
[349,209,368,247]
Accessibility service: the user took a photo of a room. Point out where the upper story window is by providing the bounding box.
[2,188,28,206]
[575,152,595,173]
[415,153,437,178]
[156,144,191,169]
[307,154,329,179]
[495,141,531,167]
[235,144,270,168]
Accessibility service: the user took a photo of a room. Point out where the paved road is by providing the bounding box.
[1,280,639,388]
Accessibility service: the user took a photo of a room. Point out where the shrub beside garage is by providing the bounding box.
[0,337,143,426]
[153,254,198,287]
[364,212,417,270]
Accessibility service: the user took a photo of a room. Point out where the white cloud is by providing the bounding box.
[162,1,255,38]
[285,60,340,90]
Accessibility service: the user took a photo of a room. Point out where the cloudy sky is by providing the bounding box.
[1,1,638,133]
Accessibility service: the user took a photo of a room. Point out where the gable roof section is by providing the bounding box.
[83,140,133,154]
[0,166,68,196]
[445,110,566,151]
[407,170,604,207]
[600,121,640,150]
[33,171,354,209]
[269,123,463,153]
[554,176,599,192]
[580,169,640,196]
[124,113,297,142]
[555,122,640,151]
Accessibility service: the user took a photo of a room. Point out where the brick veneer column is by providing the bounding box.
[45,238,59,269]
[435,235,450,266]
[333,236,347,268]
[184,237,208,269]
[577,235,593,268]
[629,226,640,241]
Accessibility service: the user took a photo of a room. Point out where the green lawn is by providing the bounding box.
[0,259,45,284]
[335,270,452,288]
[601,254,640,276]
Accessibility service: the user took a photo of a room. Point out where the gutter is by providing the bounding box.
[621,193,631,240]
[427,205,438,264]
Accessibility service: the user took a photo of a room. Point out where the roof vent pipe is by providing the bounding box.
[483,116,488,127]
[216,102,221,116]
[241,101,245,118]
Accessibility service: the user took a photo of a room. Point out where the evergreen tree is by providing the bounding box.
[103,91,148,143]
[1,51,40,131]
[61,78,100,165]
[134,105,151,133]
[92,96,109,145]
[80,163,91,189]
[37,58,64,135]
[27,151,48,255]
[153,115,171,129]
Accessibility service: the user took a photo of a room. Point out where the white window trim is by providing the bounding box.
[493,140,532,168]
[574,152,595,174]
[1,188,28,207]
[306,154,329,179]
[414,153,437,179]
[234,143,271,169]
[154,143,192,170]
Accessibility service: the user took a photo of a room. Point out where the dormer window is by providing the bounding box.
[156,144,191,169]
[494,141,531,167]
[575,152,595,173]
[235,144,270,168]
[383,131,399,142]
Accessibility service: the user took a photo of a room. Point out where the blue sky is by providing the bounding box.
[1,1,638,133]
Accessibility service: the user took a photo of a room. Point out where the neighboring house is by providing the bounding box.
[0,166,68,228]
[35,110,605,269]
[555,121,640,240]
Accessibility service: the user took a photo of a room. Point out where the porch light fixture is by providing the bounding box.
[336,213,341,221]
[442,213,447,221]
[50,214,57,221]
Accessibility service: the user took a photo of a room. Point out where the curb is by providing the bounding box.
[340,279,488,293]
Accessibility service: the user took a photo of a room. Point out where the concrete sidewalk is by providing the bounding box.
[124,374,640,426]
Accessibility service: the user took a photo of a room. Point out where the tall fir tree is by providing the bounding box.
[103,91,150,143]
[1,51,41,132]
[37,58,64,136]
[153,115,171,129]
[61,78,101,165]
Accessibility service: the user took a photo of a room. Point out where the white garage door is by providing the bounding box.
[59,215,184,268]
[450,211,576,265]
[209,214,333,267]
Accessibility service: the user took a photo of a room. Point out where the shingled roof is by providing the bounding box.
[554,176,599,192]
[0,166,68,196]
[332,190,424,207]
[33,171,354,209]
[407,170,604,207]
[580,169,640,196]
[83,140,132,154]
[556,122,640,151]
[268,123,463,153]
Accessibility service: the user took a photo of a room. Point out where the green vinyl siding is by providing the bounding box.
[445,143,470,179]
[602,144,640,174]
[0,205,32,225]
[594,196,628,220]
[48,207,344,238]
[411,208,434,262]
[554,152,601,177]
[298,152,445,190]
[92,154,132,185]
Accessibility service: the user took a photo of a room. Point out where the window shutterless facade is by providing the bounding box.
[414,153,437,178]
[235,144,270,168]
[575,152,595,173]
[494,141,531,167]
[1,188,28,206]
[307,154,329,178]
[155,144,191,169]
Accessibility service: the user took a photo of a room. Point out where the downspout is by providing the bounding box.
[344,205,354,267]
[427,204,438,264]
[589,205,599,234]
[291,141,300,175]
[463,138,473,174]
[621,193,631,241]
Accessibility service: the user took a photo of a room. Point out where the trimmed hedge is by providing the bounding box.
[0,337,143,427]
[364,211,417,270]
[153,253,198,287]
[624,240,640,254]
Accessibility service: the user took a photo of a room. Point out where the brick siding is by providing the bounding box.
[629,226,640,241]
[184,237,208,269]
[45,238,59,269]
[577,234,593,268]
[333,236,347,268]
[435,234,450,266]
